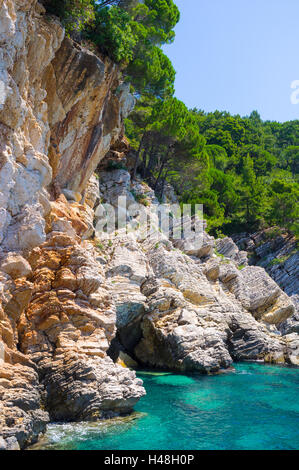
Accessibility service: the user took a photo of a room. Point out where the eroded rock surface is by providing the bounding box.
[96,169,297,374]
[233,229,299,337]
[0,1,142,449]
[233,229,298,307]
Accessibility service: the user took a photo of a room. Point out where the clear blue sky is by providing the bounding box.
[163,0,299,122]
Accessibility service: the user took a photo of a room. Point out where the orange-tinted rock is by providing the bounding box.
[45,39,134,195]
[0,0,139,449]
[50,195,91,238]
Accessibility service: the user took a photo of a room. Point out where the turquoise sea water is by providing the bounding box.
[33,363,299,450]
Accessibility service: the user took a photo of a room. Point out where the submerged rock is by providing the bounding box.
[28,412,146,450]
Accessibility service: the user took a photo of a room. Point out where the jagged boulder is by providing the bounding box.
[16,232,145,418]
[0,254,32,279]
[284,334,299,366]
[279,310,299,335]
[216,237,248,267]
[227,313,285,363]
[225,266,294,324]
[174,230,215,259]
[233,229,299,300]
[132,240,292,372]
[39,353,144,422]
[104,235,150,352]
[0,361,49,449]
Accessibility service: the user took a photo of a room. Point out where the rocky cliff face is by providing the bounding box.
[0,1,141,450]
[0,0,298,451]
[95,170,298,375]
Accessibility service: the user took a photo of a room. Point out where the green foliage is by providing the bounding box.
[87,6,137,63]
[264,227,284,239]
[151,98,189,138]
[84,0,178,98]
[280,146,299,176]
[269,258,282,266]
[130,190,149,206]
[239,145,277,176]
[267,179,299,235]
[215,229,226,239]
[127,46,175,98]
[107,160,128,171]
[269,255,290,266]
[46,0,178,98]
[127,102,299,236]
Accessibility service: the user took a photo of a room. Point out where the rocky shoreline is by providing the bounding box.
[95,169,298,373]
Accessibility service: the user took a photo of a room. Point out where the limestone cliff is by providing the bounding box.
[0,0,298,452]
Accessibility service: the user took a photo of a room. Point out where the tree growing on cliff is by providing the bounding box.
[42,0,95,33]
[97,0,140,9]
[129,97,208,200]
[87,5,137,62]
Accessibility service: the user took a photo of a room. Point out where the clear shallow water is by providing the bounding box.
[33,363,299,450]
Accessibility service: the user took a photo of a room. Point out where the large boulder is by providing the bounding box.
[133,241,292,372]
[104,236,150,352]
[174,230,215,259]
[40,353,144,422]
[0,254,32,279]
[225,266,295,324]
